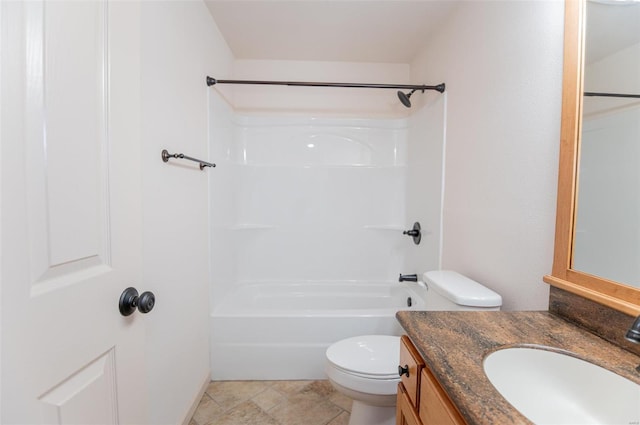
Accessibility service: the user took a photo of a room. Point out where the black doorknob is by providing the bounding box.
[119,287,156,316]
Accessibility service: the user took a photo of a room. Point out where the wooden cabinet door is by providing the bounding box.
[419,369,466,425]
[397,383,423,425]
[400,335,425,408]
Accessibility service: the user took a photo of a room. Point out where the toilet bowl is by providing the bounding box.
[325,335,400,425]
[325,270,502,425]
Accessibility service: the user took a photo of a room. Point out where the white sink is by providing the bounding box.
[483,347,640,424]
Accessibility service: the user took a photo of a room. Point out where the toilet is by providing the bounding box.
[325,270,502,425]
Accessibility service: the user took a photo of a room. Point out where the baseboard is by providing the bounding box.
[180,371,211,425]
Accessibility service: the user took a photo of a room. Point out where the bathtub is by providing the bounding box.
[210,281,427,380]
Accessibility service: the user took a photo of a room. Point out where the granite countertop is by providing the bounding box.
[395,311,640,425]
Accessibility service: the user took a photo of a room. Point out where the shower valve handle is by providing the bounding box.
[403,222,422,245]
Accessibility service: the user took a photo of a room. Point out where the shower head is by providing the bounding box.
[397,89,417,108]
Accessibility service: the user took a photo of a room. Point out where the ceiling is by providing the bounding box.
[204,1,460,64]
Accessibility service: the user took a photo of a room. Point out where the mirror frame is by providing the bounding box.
[543,0,640,316]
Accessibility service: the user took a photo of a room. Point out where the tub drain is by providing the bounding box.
[407,297,412,307]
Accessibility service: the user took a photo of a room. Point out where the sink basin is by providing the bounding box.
[483,347,640,424]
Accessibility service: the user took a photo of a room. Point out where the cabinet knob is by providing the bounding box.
[398,364,410,377]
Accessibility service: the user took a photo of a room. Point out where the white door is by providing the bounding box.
[1,1,148,423]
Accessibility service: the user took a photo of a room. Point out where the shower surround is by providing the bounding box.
[208,91,445,379]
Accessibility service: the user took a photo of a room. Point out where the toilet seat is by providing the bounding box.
[325,335,401,395]
[326,335,400,376]
[328,363,398,380]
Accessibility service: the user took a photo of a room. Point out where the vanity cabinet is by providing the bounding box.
[397,335,467,425]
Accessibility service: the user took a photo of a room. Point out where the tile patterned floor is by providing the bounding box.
[189,380,352,425]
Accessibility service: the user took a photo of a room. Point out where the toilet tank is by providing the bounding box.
[422,270,502,311]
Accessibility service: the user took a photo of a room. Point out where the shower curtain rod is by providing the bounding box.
[584,91,640,99]
[206,76,446,93]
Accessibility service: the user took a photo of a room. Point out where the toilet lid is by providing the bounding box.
[326,335,400,377]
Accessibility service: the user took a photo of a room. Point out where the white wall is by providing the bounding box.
[0,2,4,418]
[228,59,411,116]
[410,1,565,310]
[209,113,411,309]
[140,1,233,423]
[403,94,446,276]
[208,92,237,308]
[0,4,3,418]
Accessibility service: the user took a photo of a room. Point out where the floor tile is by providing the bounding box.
[206,400,279,425]
[252,388,286,411]
[329,391,353,413]
[192,394,225,425]
[326,411,351,425]
[300,380,336,398]
[206,380,271,409]
[190,380,352,425]
[267,390,343,425]
[270,380,312,396]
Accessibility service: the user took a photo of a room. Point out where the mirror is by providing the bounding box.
[544,0,640,315]
[573,0,640,287]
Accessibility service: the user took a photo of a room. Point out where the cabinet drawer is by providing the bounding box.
[399,335,425,408]
[419,368,466,425]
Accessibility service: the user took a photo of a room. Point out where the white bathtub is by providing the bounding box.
[210,281,427,380]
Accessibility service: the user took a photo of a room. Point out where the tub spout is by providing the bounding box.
[626,315,640,344]
[399,273,418,282]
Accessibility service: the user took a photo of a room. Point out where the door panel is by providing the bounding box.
[31,0,106,275]
[1,1,147,423]
[39,349,118,424]
[25,0,110,295]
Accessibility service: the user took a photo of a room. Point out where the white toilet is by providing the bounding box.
[325,270,502,425]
